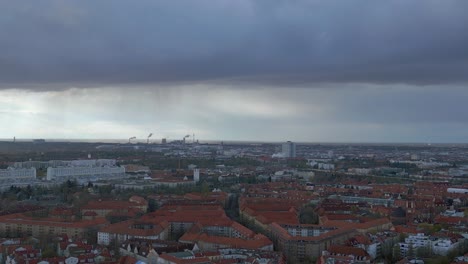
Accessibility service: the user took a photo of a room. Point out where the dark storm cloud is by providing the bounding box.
[0,0,467,89]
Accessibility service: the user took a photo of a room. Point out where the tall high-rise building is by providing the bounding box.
[282,141,296,158]
[193,169,200,182]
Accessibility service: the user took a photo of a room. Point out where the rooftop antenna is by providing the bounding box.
[147,133,153,144]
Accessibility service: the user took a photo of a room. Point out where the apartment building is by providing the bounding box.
[0,168,37,189]
[270,218,393,261]
[270,223,357,262]
[0,213,107,238]
[97,219,170,245]
[47,166,125,182]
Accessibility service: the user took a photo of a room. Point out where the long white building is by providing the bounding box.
[47,166,125,182]
[13,159,116,169]
[399,233,464,257]
[0,168,37,189]
[0,168,36,178]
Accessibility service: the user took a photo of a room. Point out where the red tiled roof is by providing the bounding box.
[394,225,419,234]
[100,219,169,237]
[434,215,467,225]
[129,196,147,205]
[158,253,212,264]
[0,213,107,228]
[83,211,98,216]
[271,218,392,242]
[183,233,272,250]
[82,200,144,210]
[254,211,299,225]
[327,245,369,257]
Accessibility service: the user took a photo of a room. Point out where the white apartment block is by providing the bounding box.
[282,141,296,158]
[47,166,125,182]
[433,239,463,256]
[0,168,37,189]
[14,159,116,169]
[399,233,463,257]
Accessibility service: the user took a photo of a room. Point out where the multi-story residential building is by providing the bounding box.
[320,245,371,264]
[118,239,194,263]
[270,218,393,262]
[182,233,274,252]
[81,199,147,218]
[333,195,394,207]
[240,201,300,232]
[217,248,285,264]
[151,178,196,188]
[179,220,274,251]
[13,159,116,169]
[0,213,107,238]
[399,233,431,256]
[144,204,229,237]
[432,238,464,256]
[157,251,212,264]
[399,233,464,257]
[46,165,125,182]
[0,168,37,189]
[270,223,357,262]
[97,219,170,245]
[282,141,296,158]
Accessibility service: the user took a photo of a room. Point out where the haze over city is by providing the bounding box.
[1,1,468,142]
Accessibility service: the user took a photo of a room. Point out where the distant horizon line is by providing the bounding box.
[1,138,467,146]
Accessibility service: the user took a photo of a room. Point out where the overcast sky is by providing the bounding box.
[1,1,468,143]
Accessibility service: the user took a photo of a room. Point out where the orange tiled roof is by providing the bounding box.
[328,245,369,257]
[100,219,169,237]
[0,213,107,228]
[183,232,272,250]
[158,253,212,264]
[82,200,144,210]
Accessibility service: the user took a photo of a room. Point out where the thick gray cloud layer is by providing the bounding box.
[1,1,468,142]
[1,0,468,89]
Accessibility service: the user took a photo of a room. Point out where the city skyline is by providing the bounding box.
[1,1,468,142]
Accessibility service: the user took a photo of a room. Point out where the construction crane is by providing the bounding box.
[147,133,153,144]
[128,136,136,143]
